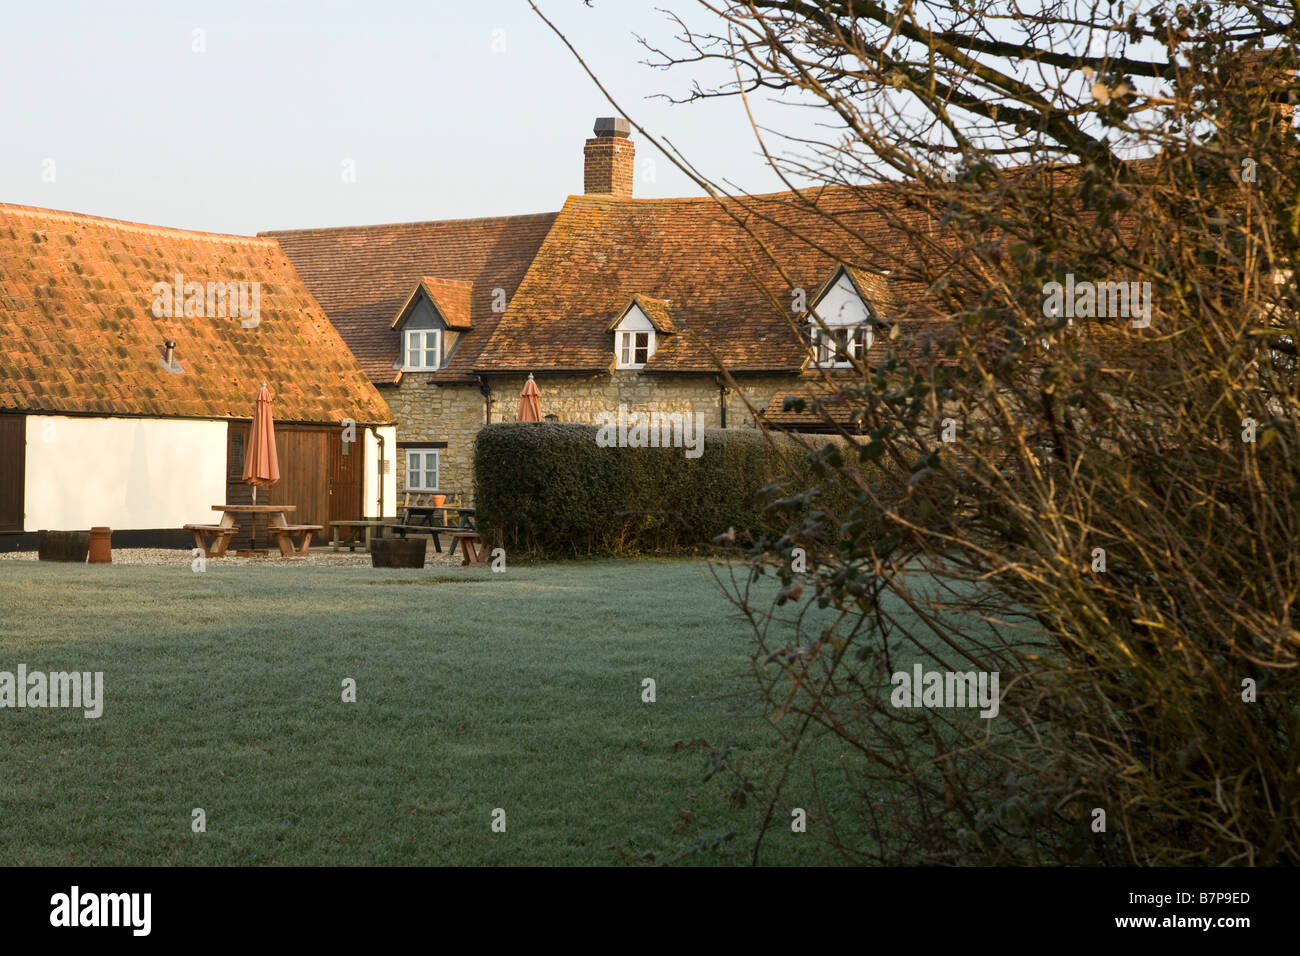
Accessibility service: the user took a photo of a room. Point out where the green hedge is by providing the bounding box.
[473,422,844,557]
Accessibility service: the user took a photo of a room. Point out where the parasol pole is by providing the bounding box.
[251,382,263,551]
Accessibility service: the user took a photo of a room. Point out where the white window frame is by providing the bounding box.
[617,329,655,369]
[404,328,442,370]
[814,324,873,368]
[405,448,440,492]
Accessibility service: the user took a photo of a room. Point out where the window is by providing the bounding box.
[617,329,654,368]
[405,449,439,491]
[613,304,658,368]
[404,329,442,370]
[816,325,873,367]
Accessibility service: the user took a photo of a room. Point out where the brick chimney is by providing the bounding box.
[584,117,634,198]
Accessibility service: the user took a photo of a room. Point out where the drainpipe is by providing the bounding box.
[368,424,385,519]
[478,375,492,423]
[717,378,730,429]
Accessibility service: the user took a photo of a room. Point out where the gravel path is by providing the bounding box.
[0,540,466,568]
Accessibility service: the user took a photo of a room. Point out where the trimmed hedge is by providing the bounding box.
[473,422,843,557]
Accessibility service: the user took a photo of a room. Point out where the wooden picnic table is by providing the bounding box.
[209,504,322,557]
[392,504,476,555]
[328,519,396,552]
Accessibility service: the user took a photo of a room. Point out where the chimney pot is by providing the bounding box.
[593,117,631,138]
[584,116,635,198]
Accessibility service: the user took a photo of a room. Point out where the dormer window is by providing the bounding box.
[608,296,676,371]
[807,264,892,370]
[391,277,473,375]
[612,304,657,369]
[404,328,442,370]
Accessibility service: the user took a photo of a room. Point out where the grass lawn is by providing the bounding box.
[0,556,873,866]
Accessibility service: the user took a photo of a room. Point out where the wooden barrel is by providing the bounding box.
[37,530,91,563]
[370,537,426,569]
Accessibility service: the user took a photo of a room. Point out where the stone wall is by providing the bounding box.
[485,371,789,429]
[384,370,796,505]
[382,376,485,501]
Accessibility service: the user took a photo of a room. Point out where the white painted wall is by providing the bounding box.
[23,415,227,531]
[364,425,398,519]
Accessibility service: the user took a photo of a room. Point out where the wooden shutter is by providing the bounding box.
[0,415,24,532]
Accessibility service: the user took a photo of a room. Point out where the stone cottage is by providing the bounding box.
[266,119,917,502]
[265,212,556,498]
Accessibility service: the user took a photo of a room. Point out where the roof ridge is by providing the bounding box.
[260,210,559,237]
[559,183,897,206]
[0,202,274,245]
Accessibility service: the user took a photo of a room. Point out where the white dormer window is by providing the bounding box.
[809,269,882,369]
[614,305,656,369]
[404,328,442,370]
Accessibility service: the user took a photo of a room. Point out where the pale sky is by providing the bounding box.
[0,0,819,235]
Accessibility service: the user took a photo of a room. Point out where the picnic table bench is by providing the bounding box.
[184,522,239,558]
[391,503,476,555]
[267,512,323,557]
[189,505,321,558]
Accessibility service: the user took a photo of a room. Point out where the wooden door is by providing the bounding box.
[328,429,363,523]
[0,415,25,533]
[268,428,329,529]
[227,423,334,547]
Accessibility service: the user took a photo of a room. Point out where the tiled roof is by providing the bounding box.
[761,385,867,432]
[838,265,900,321]
[0,203,392,423]
[391,278,473,331]
[263,212,558,384]
[475,185,929,375]
[606,294,678,334]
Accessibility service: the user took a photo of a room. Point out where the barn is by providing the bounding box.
[0,203,396,551]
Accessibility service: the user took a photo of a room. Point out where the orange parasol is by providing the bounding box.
[518,373,542,422]
[242,382,280,549]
